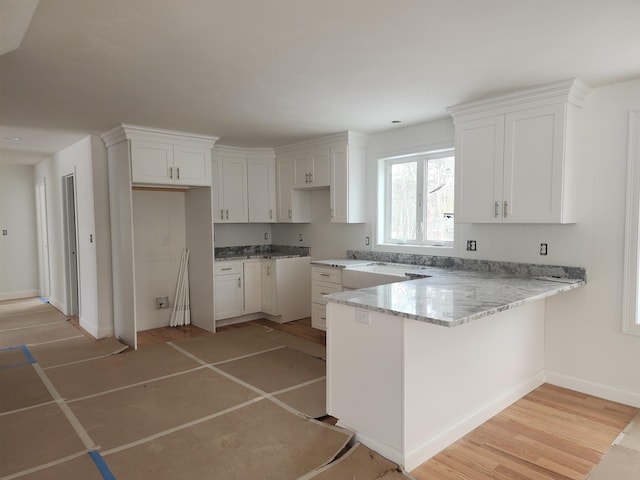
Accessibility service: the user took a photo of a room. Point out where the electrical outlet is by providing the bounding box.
[540,243,548,255]
[365,236,370,246]
[264,232,269,240]
[156,296,169,309]
[298,233,303,242]
[466,240,477,251]
[2,229,7,236]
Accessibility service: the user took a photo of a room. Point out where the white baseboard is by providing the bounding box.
[403,370,545,471]
[545,370,640,408]
[335,421,404,468]
[79,318,114,339]
[48,298,65,314]
[0,290,39,301]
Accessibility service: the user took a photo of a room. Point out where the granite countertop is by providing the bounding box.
[215,251,308,261]
[215,245,310,261]
[321,262,584,327]
[310,259,374,268]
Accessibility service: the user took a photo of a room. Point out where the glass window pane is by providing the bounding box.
[425,155,454,242]
[389,161,417,241]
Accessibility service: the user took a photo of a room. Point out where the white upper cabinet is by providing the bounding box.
[172,144,212,186]
[247,155,276,223]
[213,151,248,223]
[276,155,311,223]
[293,148,330,188]
[107,125,217,187]
[213,147,277,223]
[329,139,367,224]
[449,78,591,224]
[276,131,368,224]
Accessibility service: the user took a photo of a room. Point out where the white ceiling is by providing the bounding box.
[1,0,640,164]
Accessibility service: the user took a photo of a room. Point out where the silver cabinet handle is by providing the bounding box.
[321,316,326,320]
[226,209,229,220]
[494,201,499,218]
[176,167,180,180]
[320,273,330,276]
[288,209,292,219]
[503,201,508,218]
[169,167,173,179]
[220,209,224,219]
[221,267,232,271]
[269,209,273,220]
[309,172,313,183]
[238,278,241,287]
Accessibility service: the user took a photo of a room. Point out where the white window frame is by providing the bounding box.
[377,147,455,251]
[622,110,640,336]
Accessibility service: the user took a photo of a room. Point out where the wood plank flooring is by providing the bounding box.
[136,319,637,480]
[412,384,638,480]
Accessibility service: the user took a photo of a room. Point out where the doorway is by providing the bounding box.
[35,182,50,299]
[62,174,79,316]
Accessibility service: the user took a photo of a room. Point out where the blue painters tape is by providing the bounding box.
[38,297,50,303]
[20,345,36,364]
[89,451,116,480]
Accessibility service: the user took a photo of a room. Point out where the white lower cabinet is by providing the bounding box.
[215,257,311,324]
[214,262,243,320]
[243,260,262,313]
[311,265,343,331]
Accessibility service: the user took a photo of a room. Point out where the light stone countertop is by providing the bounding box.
[317,261,584,327]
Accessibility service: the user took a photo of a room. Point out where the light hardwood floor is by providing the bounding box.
[132,319,637,479]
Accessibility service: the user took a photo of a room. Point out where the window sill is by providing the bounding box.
[374,243,456,257]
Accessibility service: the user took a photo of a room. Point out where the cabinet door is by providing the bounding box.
[310,148,330,187]
[503,103,566,223]
[243,261,262,313]
[277,158,294,222]
[218,156,248,223]
[173,145,211,186]
[454,115,505,223]
[214,274,243,319]
[247,158,276,222]
[293,152,313,188]
[130,140,173,184]
[261,260,278,314]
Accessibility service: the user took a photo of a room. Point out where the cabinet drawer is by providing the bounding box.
[311,303,327,331]
[215,262,242,275]
[312,267,342,284]
[312,281,342,305]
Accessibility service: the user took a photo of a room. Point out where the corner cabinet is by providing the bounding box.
[449,78,591,224]
[275,131,369,224]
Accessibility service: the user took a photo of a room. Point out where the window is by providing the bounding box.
[381,148,454,247]
[623,110,640,336]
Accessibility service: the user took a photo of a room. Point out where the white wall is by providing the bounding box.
[214,223,273,247]
[132,190,186,331]
[364,78,640,406]
[33,135,113,337]
[0,164,39,299]
[272,189,368,259]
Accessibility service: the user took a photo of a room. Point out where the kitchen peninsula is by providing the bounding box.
[319,255,585,471]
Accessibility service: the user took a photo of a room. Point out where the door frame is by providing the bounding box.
[35,181,51,299]
[62,174,79,316]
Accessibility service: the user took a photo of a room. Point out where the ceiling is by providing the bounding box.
[1,0,640,165]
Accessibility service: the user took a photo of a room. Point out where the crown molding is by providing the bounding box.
[100,124,219,148]
[447,78,592,120]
